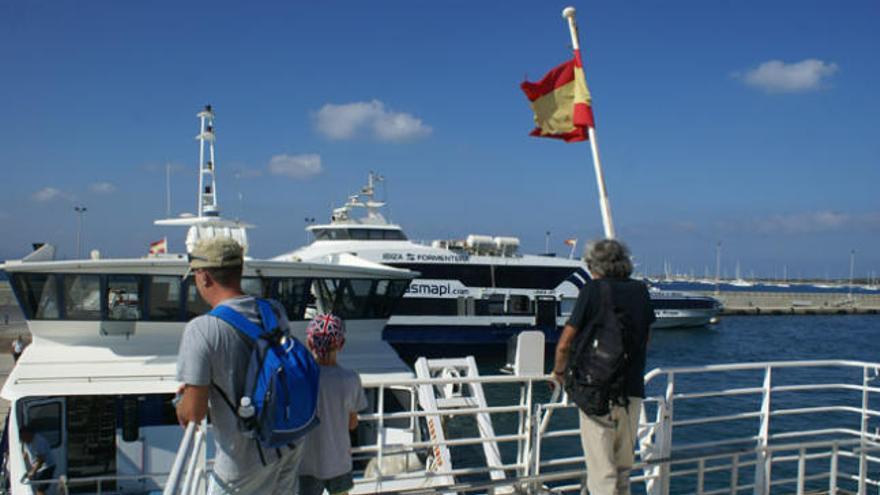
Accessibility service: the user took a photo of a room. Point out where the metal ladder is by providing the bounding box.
[414,356,508,488]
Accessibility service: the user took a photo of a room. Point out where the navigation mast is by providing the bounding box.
[155,105,250,254]
[196,105,219,217]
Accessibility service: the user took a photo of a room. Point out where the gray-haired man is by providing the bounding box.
[552,239,655,495]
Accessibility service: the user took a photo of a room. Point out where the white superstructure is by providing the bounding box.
[276,173,720,346]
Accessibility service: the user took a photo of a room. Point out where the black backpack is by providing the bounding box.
[565,280,633,416]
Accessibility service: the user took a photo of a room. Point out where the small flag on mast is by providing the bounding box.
[564,238,577,247]
[149,238,167,256]
[520,50,594,142]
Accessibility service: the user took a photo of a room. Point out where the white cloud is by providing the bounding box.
[717,210,853,235]
[31,187,70,202]
[314,100,432,142]
[233,168,264,179]
[753,211,848,234]
[737,59,838,93]
[268,154,323,179]
[89,181,116,194]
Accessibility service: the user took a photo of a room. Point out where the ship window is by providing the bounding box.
[276,278,311,321]
[314,278,408,319]
[24,401,62,448]
[559,297,577,316]
[107,275,142,320]
[11,273,60,319]
[396,297,458,316]
[349,229,370,240]
[313,229,351,241]
[368,230,384,240]
[184,278,211,319]
[334,279,372,317]
[508,295,532,314]
[148,276,181,321]
[313,278,339,314]
[64,274,101,320]
[383,230,407,240]
[368,279,410,318]
[489,295,506,315]
[242,277,270,298]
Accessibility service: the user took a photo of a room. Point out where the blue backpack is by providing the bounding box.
[209,298,320,449]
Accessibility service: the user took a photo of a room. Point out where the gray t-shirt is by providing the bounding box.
[299,364,368,480]
[24,433,54,472]
[176,295,293,480]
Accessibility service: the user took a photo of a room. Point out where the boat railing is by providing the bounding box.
[162,420,208,495]
[158,359,880,495]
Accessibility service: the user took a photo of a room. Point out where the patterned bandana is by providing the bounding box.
[306,313,346,360]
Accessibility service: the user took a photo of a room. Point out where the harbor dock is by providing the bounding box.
[694,290,880,315]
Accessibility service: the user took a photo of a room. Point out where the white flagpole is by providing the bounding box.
[562,6,616,240]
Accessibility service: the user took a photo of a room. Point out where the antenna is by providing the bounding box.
[196,104,219,217]
[165,162,172,217]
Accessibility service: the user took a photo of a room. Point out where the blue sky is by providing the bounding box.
[1,0,877,280]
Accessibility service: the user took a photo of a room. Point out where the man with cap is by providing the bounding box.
[175,237,303,494]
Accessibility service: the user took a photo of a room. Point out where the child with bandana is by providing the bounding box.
[299,314,368,495]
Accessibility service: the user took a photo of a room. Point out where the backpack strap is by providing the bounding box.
[209,303,269,342]
[207,299,273,414]
[255,299,280,335]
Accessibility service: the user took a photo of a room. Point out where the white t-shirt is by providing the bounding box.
[299,364,368,479]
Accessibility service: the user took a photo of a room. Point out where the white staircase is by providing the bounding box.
[414,356,508,488]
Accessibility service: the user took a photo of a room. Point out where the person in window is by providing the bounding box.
[19,425,55,495]
[11,335,25,363]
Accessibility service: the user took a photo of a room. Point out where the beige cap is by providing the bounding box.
[184,237,243,278]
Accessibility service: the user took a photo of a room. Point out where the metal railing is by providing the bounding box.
[145,360,880,495]
[163,420,207,495]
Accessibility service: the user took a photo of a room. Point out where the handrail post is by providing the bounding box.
[377,383,386,489]
[730,453,739,495]
[828,442,838,495]
[163,422,196,495]
[522,378,535,492]
[753,366,772,495]
[659,373,674,495]
[796,446,805,495]
[858,366,869,495]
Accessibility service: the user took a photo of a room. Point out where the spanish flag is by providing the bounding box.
[149,237,167,256]
[521,50,594,142]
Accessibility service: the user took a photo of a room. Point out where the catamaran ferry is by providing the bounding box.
[275,173,721,347]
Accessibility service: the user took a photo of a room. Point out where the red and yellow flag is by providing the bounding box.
[149,238,167,256]
[521,50,594,142]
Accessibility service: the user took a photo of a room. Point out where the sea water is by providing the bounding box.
[396,315,880,493]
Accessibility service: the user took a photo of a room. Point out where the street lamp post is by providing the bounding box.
[849,249,856,303]
[74,205,87,258]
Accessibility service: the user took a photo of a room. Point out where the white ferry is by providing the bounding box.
[275,173,721,347]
